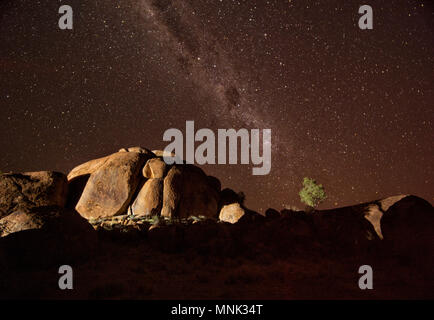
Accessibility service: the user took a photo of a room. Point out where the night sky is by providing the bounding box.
[1,0,433,212]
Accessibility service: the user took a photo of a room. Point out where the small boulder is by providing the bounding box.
[219,203,245,224]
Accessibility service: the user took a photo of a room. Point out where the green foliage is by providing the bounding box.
[299,177,327,209]
[146,215,161,225]
[188,215,207,222]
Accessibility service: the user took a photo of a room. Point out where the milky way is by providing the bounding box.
[131,0,299,181]
[134,1,282,131]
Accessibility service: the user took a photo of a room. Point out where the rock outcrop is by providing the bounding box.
[1,147,432,259]
[293,194,434,250]
[0,171,68,219]
[67,148,223,220]
[0,171,93,255]
[0,206,92,238]
[0,206,96,268]
[1,209,47,237]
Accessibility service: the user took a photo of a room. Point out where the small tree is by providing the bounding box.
[299,177,327,212]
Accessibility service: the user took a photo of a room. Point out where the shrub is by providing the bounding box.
[299,177,327,211]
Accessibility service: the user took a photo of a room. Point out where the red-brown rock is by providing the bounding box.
[130,178,163,216]
[0,171,68,219]
[143,158,168,179]
[219,203,245,224]
[161,165,219,219]
[75,152,151,219]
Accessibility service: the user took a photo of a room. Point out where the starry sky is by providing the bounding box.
[1,0,433,212]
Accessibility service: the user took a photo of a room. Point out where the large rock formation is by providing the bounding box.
[67,148,222,220]
[0,171,92,249]
[0,171,68,219]
[73,151,152,219]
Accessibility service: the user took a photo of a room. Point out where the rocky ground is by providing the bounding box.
[0,147,433,299]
